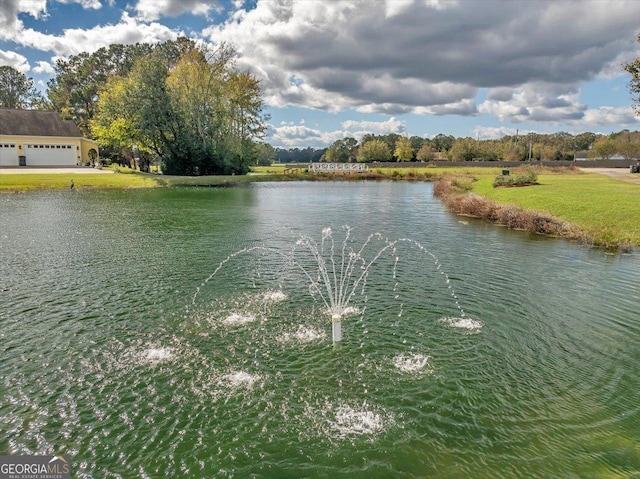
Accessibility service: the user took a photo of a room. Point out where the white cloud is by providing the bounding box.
[471,126,523,140]
[479,83,587,123]
[268,117,408,148]
[0,49,30,72]
[15,12,182,56]
[134,0,221,21]
[57,0,103,9]
[204,0,640,117]
[0,0,46,39]
[341,117,406,135]
[579,106,638,126]
[32,60,55,74]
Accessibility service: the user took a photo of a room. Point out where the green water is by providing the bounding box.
[1,182,639,478]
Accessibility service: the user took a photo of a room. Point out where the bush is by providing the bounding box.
[493,170,538,187]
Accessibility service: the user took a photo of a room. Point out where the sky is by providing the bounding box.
[1,0,639,148]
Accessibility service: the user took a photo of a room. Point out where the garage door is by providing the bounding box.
[24,143,77,166]
[0,143,19,166]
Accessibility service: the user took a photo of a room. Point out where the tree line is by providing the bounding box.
[273,130,639,164]
[1,38,268,175]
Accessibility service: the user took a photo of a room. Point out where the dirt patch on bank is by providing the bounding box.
[579,168,640,184]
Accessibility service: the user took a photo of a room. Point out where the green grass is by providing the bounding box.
[471,169,640,246]
[0,170,300,191]
[0,172,160,191]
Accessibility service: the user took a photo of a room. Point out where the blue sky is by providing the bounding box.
[1,0,639,148]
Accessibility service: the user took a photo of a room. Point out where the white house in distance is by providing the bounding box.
[0,108,99,167]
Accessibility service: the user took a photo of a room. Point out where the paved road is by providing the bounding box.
[579,167,640,184]
[0,167,112,174]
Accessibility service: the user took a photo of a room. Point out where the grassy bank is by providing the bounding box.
[0,167,292,191]
[435,167,640,249]
[0,171,159,191]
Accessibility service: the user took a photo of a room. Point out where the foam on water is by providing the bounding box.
[330,404,387,438]
[393,353,434,374]
[144,347,175,364]
[221,371,261,388]
[262,290,287,303]
[439,316,484,333]
[279,325,327,344]
[340,306,362,317]
[222,312,256,326]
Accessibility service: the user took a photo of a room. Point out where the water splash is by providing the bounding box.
[144,347,175,364]
[393,353,434,374]
[439,316,484,334]
[193,226,471,344]
[279,325,327,344]
[262,290,287,303]
[222,312,256,326]
[220,371,262,388]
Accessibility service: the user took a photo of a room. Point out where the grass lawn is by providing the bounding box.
[0,172,160,191]
[470,168,640,246]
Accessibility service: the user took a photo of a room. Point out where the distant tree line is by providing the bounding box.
[288,130,639,164]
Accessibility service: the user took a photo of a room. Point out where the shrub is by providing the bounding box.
[493,170,538,188]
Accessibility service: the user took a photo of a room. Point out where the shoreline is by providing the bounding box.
[1,166,637,251]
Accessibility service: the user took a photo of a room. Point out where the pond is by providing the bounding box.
[1,181,639,478]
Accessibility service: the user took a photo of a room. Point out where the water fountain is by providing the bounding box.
[193,226,468,345]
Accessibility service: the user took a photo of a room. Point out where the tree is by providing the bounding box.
[448,138,481,161]
[90,42,266,175]
[357,139,391,163]
[624,32,640,115]
[416,142,436,162]
[0,66,43,109]
[48,39,195,136]
[394,137,413,161]
[615,135,640,160]
[254,142,276,165]
[589,138,617,160]
[322,137,357,162]
[166,44,266,174]
[432,133,455,152]
[409,136,424,156]
[574,132,596,151]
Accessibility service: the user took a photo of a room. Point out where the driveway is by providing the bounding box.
[0,167,112,174]
[579,167,640,184]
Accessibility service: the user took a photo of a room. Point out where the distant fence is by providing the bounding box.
[310,163,368,173]
[368,159,636,168]
[285,159,636,171]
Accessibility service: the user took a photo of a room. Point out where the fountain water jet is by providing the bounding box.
[193,226,467,345]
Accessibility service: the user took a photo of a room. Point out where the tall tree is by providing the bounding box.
[448,138,481,161]
[91,42,266,175]
[589,138,617,160]
[0,66,43,109]
[322,137,357,162]
[624,32,640,115]
[357,139,391,163]
[394,136,414,161]
[47,39,195,136]
[416,142,436,162]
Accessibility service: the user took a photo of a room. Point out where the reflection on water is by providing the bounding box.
[1,183,639,478]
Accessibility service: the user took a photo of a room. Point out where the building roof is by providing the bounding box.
[0,108,83,138]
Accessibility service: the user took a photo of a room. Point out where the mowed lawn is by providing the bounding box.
[0,172,162,190]
[471,169,640,246]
